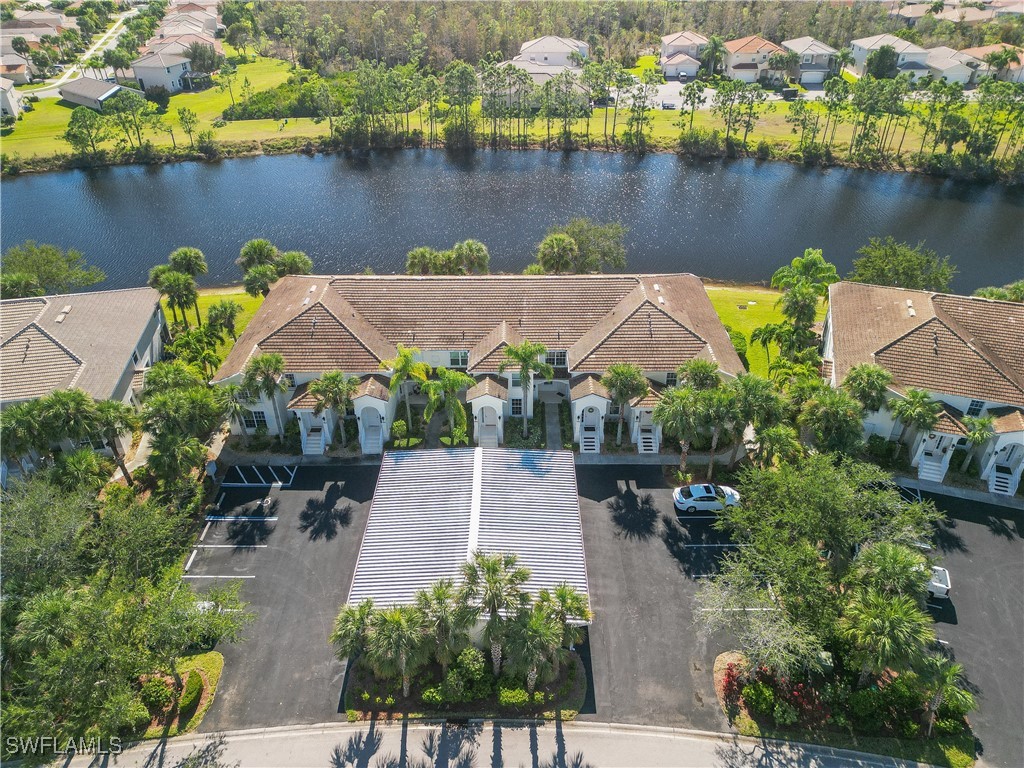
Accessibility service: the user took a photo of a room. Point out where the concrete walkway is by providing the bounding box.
[110,431,153,483]
[895,474,1024,511]
[542,398,562,449]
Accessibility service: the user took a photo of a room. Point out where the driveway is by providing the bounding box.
[576,465,731,732]
[189,466,378,731]
[924,493,1024,768]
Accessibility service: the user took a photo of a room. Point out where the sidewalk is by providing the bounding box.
[894,474,1024,511]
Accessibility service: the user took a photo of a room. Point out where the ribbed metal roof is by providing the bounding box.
[347,448,589,610]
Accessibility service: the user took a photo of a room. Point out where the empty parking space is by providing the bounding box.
[219,464,297,487]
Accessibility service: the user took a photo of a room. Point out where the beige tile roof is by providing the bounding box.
[466,375,508,401]
[287,381,316,409]
[569,373,610,400]
[662,30,708,47]
[215,274,743,382]
[354,373,391,401]
[725,35,783,55]
[0,288,161,403]
[130,367,148,393]
[989,406,1024,434]
[631,379,665,409]
[826,282,1024,407]
[934,402,967,436]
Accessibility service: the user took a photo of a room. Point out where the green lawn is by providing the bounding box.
[162,288,263,358]
[143,651,224,739]
[626,54,662,77]
[705,283,826,378]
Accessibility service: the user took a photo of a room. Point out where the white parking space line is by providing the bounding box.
[196,544,268,548]
[677,515,718,521]
[251,465,267,484]
[267,466,282,484]
[232,466,248,484]
[205,515,278,521]
[199,522,211,542]
[682,543,743,548]
[285,465,297,483]
[184,549,198,571]
[216,492,225,507]
[183,575,256,579]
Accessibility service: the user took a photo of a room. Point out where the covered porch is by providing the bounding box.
[629,381,665,454]
[911,404,966,484]
[569,374,610,454]
[466,375,507,448]
[287,383,336,456]
[980,407,1024,496]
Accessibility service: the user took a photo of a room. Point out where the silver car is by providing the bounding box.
[673,483,741,514]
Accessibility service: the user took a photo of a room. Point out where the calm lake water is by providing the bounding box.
[1,151,1022,293]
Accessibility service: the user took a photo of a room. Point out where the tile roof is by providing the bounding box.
[851,34,927,54]
[933,402,967,436]
[132,52,189,68]
[569,373,610,400]
[466,375,508,401]
[725,35,783,55]
[782,36,837,56]
[354,373,391,401]
[217,274,742,382]
[989,406,1024,434]
[287,381,316,409]
[519,36,587,55]
[631,379,665,408]
[662,30,708,47]
[59,76,120,101]
[959,43,1024,59]
[826,282,1024,408]
[0,288,161,403]
[662,52,700,66]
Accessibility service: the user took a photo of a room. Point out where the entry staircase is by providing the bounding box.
[637,427,658,454]
[478,425,499,449]
[989,465,1015,495]
[363,426,383,455]
[917,454,948,483]
[580,425,600,454]
[302,427,325,456]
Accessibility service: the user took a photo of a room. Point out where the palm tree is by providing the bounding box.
[40,388,98,445]
[842,363,894,412]
[243,353,287,434]
[243,264,279,298]
[1,272,44,298]
[695,387,740,481]
[676,359,720,391]
[498,341,554,438]
[891,388,942,446]
[452,239,490,274]
[0,400,48,462]
[798,387,865,454]
[415,579,476,675]
[330,598,375,662]
[161,271,199,330]
[703,35,726,76]
[854,542,929,599]
[275,250,314,277]
[95,400,140,487]
[405,246,439,275]
[537,583,592,675]
[959,415,994,473]
[601,363,648,446]
[237,238,279,272]
[752,423,802,469]
[422,368,475,440]
[143,361,207,399]
[207,299,243,340]
[505,603,562,695]
[833,47,855,76]
[168,247,208,326]
[653,386,700,474]
[12,589,77,655]
[366,605,428,698]
[148,431,206,486]
[750,323,784,365]
[309,372,360,448]
[55,447,106,492]
[919,654,975,738]
[379,344,431,433]
[217,383,255,433]
[460,550,531,676]
[536,233,579,275]
[148,263,178,322]
[841,589,935,687]
[770,248,839,298]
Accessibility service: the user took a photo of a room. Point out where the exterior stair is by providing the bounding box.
[302,428,324,456]
[990,469,1014,495]
[363,426,383,455]
[917,456,948,484]
[637,430,658,454]
[478,430,499,448]
[580,431,600,453]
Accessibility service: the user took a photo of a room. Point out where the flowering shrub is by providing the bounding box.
[722,663,744,710]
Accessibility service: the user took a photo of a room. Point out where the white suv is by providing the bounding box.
[673,483,741,514]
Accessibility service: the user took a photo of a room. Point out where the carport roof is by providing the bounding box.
[347,448,589,611]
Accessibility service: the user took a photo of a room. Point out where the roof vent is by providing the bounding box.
[906,299,916,317]
[658,296,666,305]
[308,285,317,292]
[61,305,72,313]
[653,283,661,292]
[301,297,310,305]
[55,313,68,323]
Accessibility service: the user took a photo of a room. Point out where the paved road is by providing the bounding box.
[25,10,134,98]
[66,721,926,768]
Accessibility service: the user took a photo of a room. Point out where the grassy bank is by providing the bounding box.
[161,288,263,358]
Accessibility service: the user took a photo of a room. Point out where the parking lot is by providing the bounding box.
[189,465,378,732]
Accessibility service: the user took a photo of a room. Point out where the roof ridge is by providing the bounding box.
[931,300,1024,391]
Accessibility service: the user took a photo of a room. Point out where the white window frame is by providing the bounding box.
[243,410,268,431]
[966,400,984,417]
[449,350,469,368]
[284,373,296,389]
[510,372,522,388]
[510,398,524,417]
[545,350,567,368]
[665,372,678,387]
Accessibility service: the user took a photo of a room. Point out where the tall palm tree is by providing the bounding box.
[452,239,490,274]
[841,589,935,687]
[40,388,98,446]
[243,353,287,435]
[959,415,994,473]
[405,246,439,275]
[601,363,648,446]
[207,299,243,340]
[833,47,855,76]
[55,448,107,492]
[161,271,199,330]
[653,386,700,474]
[12,589,77,655]
[537,583,592,676]
[750,322,784,365]
[0,400,48,462]
[733,373,786,431]
[148,264,178,323]
[148,431,206,486]
[237,238,279,272]
[770,248,839,298]
[309,372,360,448]
[752,423,802,469]
[891,388,942,445]
[798,387,865,454]
[366,605,428,698]
[676,359,720,391]
[695,386,740,481]
[421,368,475,440]
[919,654,975,737]
[498,341,554,438]
[854,542,929,599]
[535,233,579,275]
[505,603,562,695]
[415,579,476,675]
[842,363,894,412]
[460,550,531,676]
[95,400,141,487]
[330,598,375,662]
[243,264,279,298]
[703,35,726,76]
[168,247,208,327]
[380,344,431,431]
[275,250,314,277]
[217,383,256,434]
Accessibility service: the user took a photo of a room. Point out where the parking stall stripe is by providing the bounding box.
[196,544,268,548]
[251,465,267,484]
[184,549,198,572]
[267,466,282,485]
[205,515,279,522]
[233,466,249,484]
[199,522,211,541]
[183,575,256,579]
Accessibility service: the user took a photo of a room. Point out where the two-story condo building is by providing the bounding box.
[821,282,1024,496]
[723,35,784,83]
[212,274,744,457]
[850,34,929,78]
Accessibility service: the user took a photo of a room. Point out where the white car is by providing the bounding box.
[673,483,740,514]
[928,566,952,600]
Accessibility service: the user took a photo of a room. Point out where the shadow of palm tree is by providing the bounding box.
[607,488,659,540]
[330,726,383,768]
[661,515,731,578]
[298,484,352,542]
[138,733,237,768]
[226,518,275,547]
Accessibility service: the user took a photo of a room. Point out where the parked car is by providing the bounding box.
[673,483,740,513]
[928,566,952,599]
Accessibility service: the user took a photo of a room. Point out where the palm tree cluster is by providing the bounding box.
[237,239,315,298]
[405,239,490,275]
[148,247,208,330]
[331,552,591,700]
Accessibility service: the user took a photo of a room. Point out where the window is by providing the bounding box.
[284,373,296,389]
[79,436,106,450]
[510,372,522,388]
[242,410,268,430]
[511,398,523,417]
[545,350,567,368]
[803,55,811,64]
[966,400,985,417]
[450,351,469,368]
[665,372,678,387]
[609,404,621,417]
[132,350,140,365]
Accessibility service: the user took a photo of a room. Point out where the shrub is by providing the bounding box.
[392,419,408,444]
[934,718,964,736]
[756,140,772,160]
[773,699,799,727]
[1,114,15,128]
[141,678,173,712]
[196,129,219,159]
[178,671,204,717]
[741,681,775,719]
[722,662,744,711]
[360,691,370,703]
[849,687,885,733]
[144,85,170,110]
[346,709,359,722]
[938,697,972,720]
[441,668,466,702]
[384,695,395,707]
[457,647,486,681]
[900,719,921,739]
[533,691,545,705]
[497,687,530,707]
[421,685,443,706]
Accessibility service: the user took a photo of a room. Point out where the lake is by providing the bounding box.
[1,151,1022,293]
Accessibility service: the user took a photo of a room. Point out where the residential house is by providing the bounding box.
[660,31,708,79]
[516,36,589,67]
[58,77,126,110]
[1,76,22,118]
[992,0,1024,16]
[131,52,191,93]
[782,36,837,84]
[935,6,997,25]
[821,281,1024,496]
[0,288,165,478]
[926,46,978,84]
[960,43,1024,82]
[142,33,224,58]
[212,274,744,457]
[158,9,219,36]
[1,52,33,84]
[889,3,934,27]
[850,34,929,77]
[723,35,784,83]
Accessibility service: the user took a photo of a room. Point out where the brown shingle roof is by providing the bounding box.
[214,274,743,381]
[631,379,665,408]
[569,373,610,400]
[989,406,1024,434]
[0,324,83,401]
[725,35,783,55]
[934,402,967,436]
[287,381,317,409]
[466,375,508,401]
[826,282,1024,407]
[354,373,390,401]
